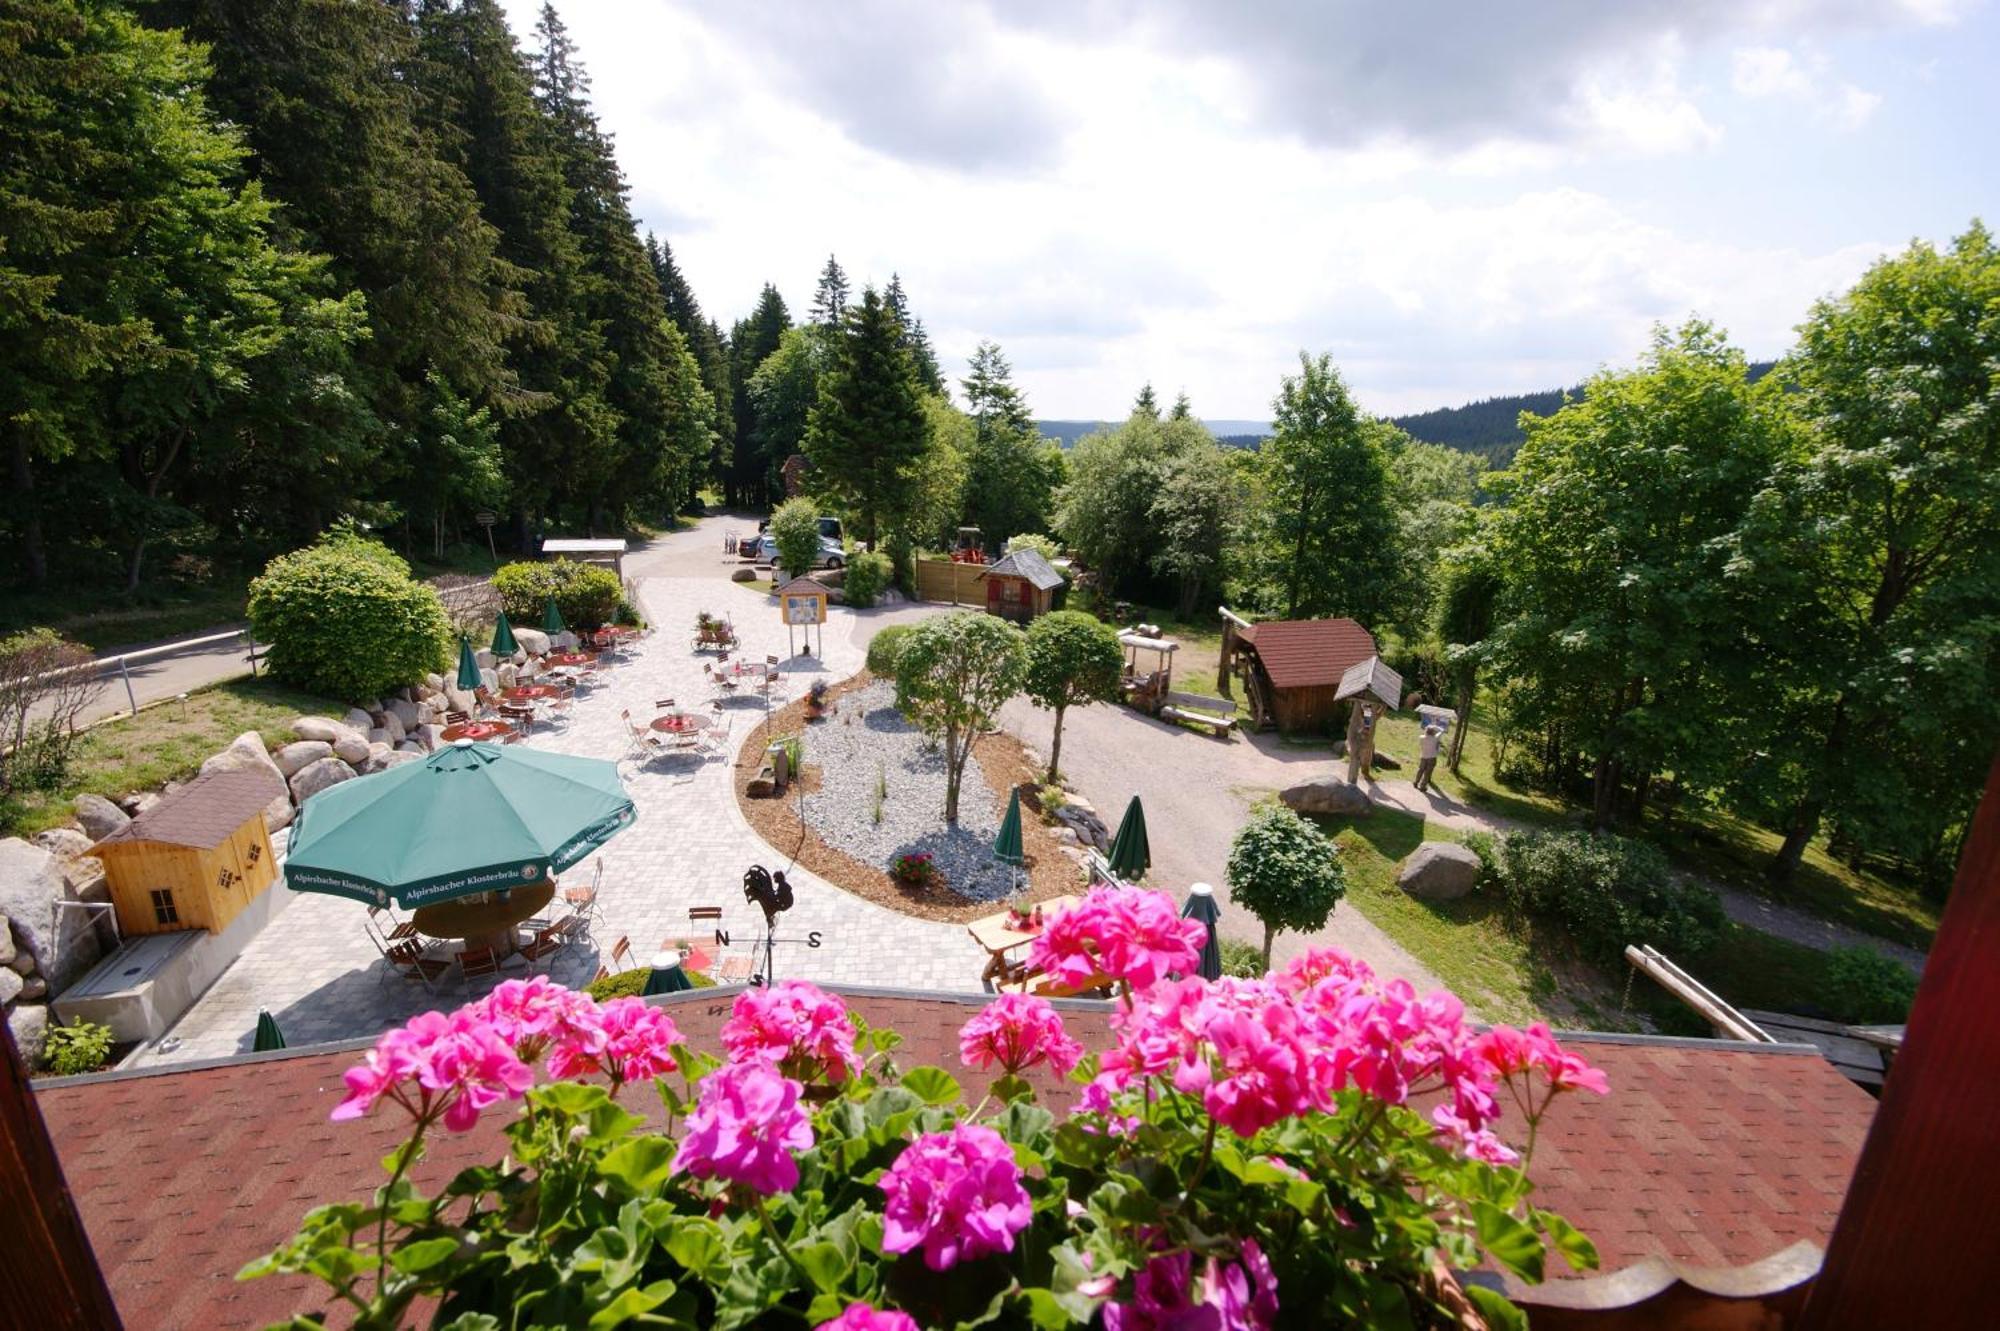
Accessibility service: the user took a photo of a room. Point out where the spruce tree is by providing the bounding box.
[886,273,944,392]
[158,0,516,448]
[805,287,929,545]
[962,343,1061,543]
[727,284,791,505]
[1170,391,1194,421]
[648,233,733,489]
[1134,383,1161,419]
[810,254,850,327]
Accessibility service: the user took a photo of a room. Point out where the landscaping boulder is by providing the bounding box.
[381,710,406,743]
[1278,776,1372,818]
[72,794,130,842]
[475,648,495,669]
[367,726,394,748]
[332,732,371,766]
[396,740,424,754]
[479,668,499,693]
[343,706,376,733]
[6,946,30,976]
[416,723,444,753]
[446,687,477,716]
[120,791,160,818]
[1054,803,1110,852]
[32,828,94,860]
[388,697,422,732]
[731,567,756,583]
[0,837,104,993]
[19,975,47,1001]
[289,756,356,805]
[374,750,421,771]
[294,715,359,744]
[425,672,445,693]
[497,663,518,689]
[0,968,21,1006]
[514,627,548,656]
[7,1003,48,1067]
[0,923,14,967]
[1396,843,1482,901]
[274,740,333,776]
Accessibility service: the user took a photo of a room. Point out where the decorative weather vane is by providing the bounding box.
[742,864,815,985]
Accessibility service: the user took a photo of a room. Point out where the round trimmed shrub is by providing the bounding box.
[866,623,916,676]
[492,559,623,630]
[248,538,451,702]
[1493,829,1723,964]
[843,550,892,608]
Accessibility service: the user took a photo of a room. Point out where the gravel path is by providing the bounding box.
[805,681,1020,903]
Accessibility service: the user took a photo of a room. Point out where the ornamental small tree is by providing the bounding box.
[1227,802,1347,968]
[893,611,1027,822]
[1021,610,1124,782]
[769,497,822,579]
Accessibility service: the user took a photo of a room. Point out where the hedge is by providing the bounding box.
[492,559,623,630]
[1492,829,1723,964]
[843,550,892,608]
[248,538,452,701]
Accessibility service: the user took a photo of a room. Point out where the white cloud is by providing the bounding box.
[1731,45,1882,127]
[503,1,1969,416]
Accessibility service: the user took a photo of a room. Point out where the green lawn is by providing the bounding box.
[1,677,337,837]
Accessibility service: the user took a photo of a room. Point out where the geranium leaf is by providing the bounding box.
[1534,1208,1601,1272]
[901,1066,962,1106]
[795,1240,848,1293]
[658,1217,728,1281]
[1472,1201,1545,1284]
[597,1136,677,1197]
[389,1236,462,1274]
[1463,1285,1530,1331]
[588,1279,676,1331]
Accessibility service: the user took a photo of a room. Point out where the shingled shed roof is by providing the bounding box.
[1236,616,1376,689]
[90,767,280,852]
[33,991,1876,1329]
[978,547,1066,591]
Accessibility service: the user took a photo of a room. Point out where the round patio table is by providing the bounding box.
[546,651,595,667]
[503,684,561,701]
[440,720,515,743]
[411,880,555,957]
[650,713,712,735]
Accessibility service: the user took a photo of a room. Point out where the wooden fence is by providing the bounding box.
[914,558,987,607]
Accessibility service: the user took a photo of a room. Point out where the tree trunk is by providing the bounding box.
[1261,921,1276,971]
[11,440,47,586]
[124,538,147,594]
[1770,700,1851,884]
[1591,754,1621,831]
[943,726,963,822]
[1047,704,1066,783]
[1448,673,1474,773]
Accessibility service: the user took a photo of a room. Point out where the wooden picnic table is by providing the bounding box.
[411,880,555,957]
[440,720,515,743]
[967,895,1081,982]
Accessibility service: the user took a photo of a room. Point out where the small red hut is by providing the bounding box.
[978,548,1066,624]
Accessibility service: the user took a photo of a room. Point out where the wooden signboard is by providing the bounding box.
[776,577,830,657]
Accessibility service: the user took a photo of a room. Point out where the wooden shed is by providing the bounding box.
[86,767,281,938]
[977,548,1066,623]
[1217,610,1378,734]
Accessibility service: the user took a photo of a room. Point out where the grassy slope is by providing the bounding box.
[3,678,336,836]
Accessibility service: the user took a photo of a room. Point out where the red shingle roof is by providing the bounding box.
[34,991,1874,1329]
[90,767,280,852]
[1237,618,1377,690]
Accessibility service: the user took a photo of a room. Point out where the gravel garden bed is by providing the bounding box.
[735,674,1081,923]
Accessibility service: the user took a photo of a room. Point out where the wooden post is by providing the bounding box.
[0,1026,124,1328]
[1800,750,2000,1329]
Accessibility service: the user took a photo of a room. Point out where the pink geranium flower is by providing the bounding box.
[879,1123,1032,1271]
[721,980,862,1083]
[815,1304,920,1331]
[476,976,602,1065]
[1102,1242,1279,1331]
[958,993,1085,1077]
[673,1060,814,1195]
[331,1008,533,1132]
[545,996,680,1090]
[1027,885,1208,995]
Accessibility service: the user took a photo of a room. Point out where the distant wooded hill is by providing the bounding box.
[1037,419,1272,447]
[1392,363,1776,465]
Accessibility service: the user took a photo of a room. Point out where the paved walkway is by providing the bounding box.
[139,530,985,1066]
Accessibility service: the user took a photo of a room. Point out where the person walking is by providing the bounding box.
[1414,723,1442,792]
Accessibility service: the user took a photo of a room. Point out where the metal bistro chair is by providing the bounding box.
[563,860,605,929]
[367,904,417,943]
[379,936,450,993]
[457,944,503,987]
[761,656,785,705]
[591,934,634,984]
[516,923,570,974]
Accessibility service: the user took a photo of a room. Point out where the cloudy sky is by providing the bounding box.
[504,1,1997,419]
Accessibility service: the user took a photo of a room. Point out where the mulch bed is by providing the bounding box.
[734,670,1086,924]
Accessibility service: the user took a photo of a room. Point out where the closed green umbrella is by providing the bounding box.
[253,1008,287,1052]
[492,610,519,659]
[1181,883,1223,982]
[1108,795,1151,881]
[455,635,482,690]
[993,788,1025,893]
[542,595,566,635]
[642,951,694,996]
[285,741,636,909]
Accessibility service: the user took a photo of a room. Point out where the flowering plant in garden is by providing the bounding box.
[892,850,942,889]
[251,889,1608,1329]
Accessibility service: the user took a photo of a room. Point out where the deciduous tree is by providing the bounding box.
[893,612,1028,822]
[1226,803,1347,968]
[1022,611,1124,782]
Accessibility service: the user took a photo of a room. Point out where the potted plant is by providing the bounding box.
[805,677,830,719]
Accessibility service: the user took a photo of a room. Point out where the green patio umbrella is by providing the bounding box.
[642,951,695,996]
[253,1008,287,1052]
[1181,883,1223,982]
[542,595,566,635]
[491,610,519,659]
[993,788,1026,892]
[1107,795,1151,881]
[284,741,636,909]
[455,635,482,690]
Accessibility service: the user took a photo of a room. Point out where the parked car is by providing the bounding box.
[752,532,845,570]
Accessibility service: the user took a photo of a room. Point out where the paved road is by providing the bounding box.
[60,626,262,727]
